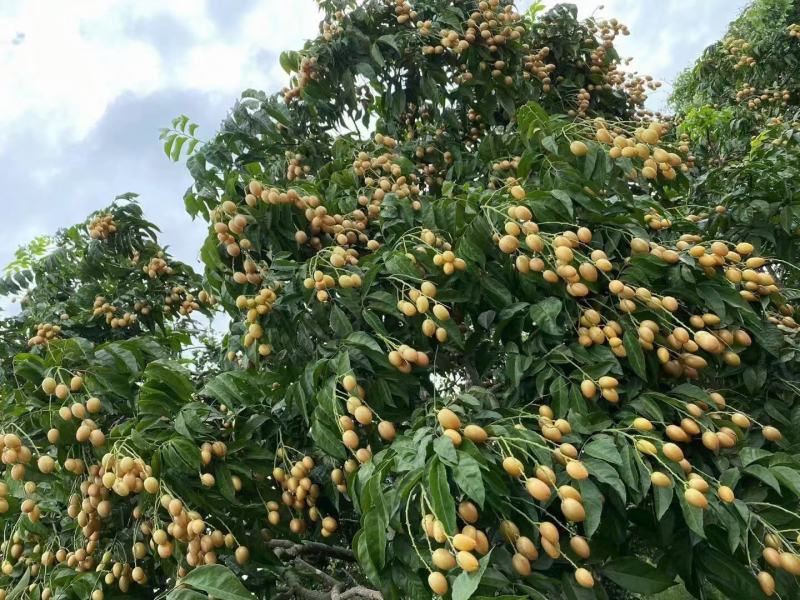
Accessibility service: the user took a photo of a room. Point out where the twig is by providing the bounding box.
[267,539,357,562]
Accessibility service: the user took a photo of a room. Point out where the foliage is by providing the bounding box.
[672,0,800,281]
[1,2,800,600]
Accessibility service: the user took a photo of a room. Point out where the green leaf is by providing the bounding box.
[453,451,485,508]
[529,297,562,335]
[772,465,800,496]
[550,189,573,217]
[428,456,456,534]
[623,327,647,379]
[363,507,387,568]
[583,435,622,466]
[452,550,492,600]
[434,435,458,465]
[329,304,353,337]
[602,557,676,594]
[744,464,782,494]
[179,564,254,599]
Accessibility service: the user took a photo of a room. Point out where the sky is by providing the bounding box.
[0,0,750,287]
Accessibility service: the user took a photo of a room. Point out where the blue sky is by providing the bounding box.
[0,0,749,279]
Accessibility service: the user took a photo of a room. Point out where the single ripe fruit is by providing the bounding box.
[718,485,735,503]
[432,548,456,571]
[437,408,461,430]
[463,424,487,443]
[428,571,448,595]
[575,568,594,588]
[561,498,585,522]
[456,551,479,572]
[41,377,57,395]
[503,457,524,478]
[757,571,775,596]
[570,141,588,157]
[684,488,708,509]
[458,501,479,524]
[453,533,476,552]
[512,553,531,576]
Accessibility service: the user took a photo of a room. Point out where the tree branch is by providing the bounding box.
[266,539,357,562]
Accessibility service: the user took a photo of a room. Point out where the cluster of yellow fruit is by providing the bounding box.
[534,405,573,443]
[589,119,688,180]
[286,152,311,181]
[424,503,491,595]
[321,19,343,42]
[396,280,452,343]
[283,56,318,103]
[164,286,201,317]
[757,533,800,595]
[234,286,277,354]
[580,374,622,403]
[87,213,117,240]
[269,454,339,538]
[499,220,610,297]
[723,37,756,70]
[93,296,138,329]
[0,433,32,485]
[491,156,521,173]
[790,23,800,37]
[735,85,793,109]
[522,46,555,91]
[303,262,363,303]
[406,228,465,276]
[338,375,396,464]
[422,0,524,60]
[644,209,672,230]
[143,254,173,278]
[393,0,416,24]
[436,407,489,447]
[388,344,430,373]
[27,322,61,347]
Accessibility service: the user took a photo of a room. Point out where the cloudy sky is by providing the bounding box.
[0,0,749,281]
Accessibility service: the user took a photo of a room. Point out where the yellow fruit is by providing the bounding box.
[651,472,672,488]
[499,235,520,253]
[763,426,782,441]
[633,417,653,432]
[502,457,524,478]
[428,571,448,595]
[684,488,708,509]
[780,552,800,575]
[570,536,591,559]
[561,498,585,522]
[580,380,596,399]
[500,520,520,542]
[432,548,456,571]
[566,460,589,480]
[575,568,594,588]
[437,408,461,430]
[635,439,657,455]
[456,551,479,572]
[354,405,373,425]
[458,501,479,524]
[453,533,477,552]
[512,553,532,576]
[515,536,538,560]
[570,141,589,156]
[757,571,775,596]
[510,185,526,201]
[42,377,57,395]
[377,421,396,441]
[717,486,735,503]
[526,477,552,502]
[463,424,488,443]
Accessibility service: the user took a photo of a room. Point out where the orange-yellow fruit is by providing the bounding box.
[428,571,448,595]
[437,408,461,430]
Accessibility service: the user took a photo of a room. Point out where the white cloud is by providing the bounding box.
[0,0,320,151]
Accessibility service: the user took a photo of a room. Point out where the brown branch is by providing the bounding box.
[266,539,357,562]
[334,586,384,600]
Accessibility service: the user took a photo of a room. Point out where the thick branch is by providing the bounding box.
[266,539,357,562]
[333,586,384,600]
